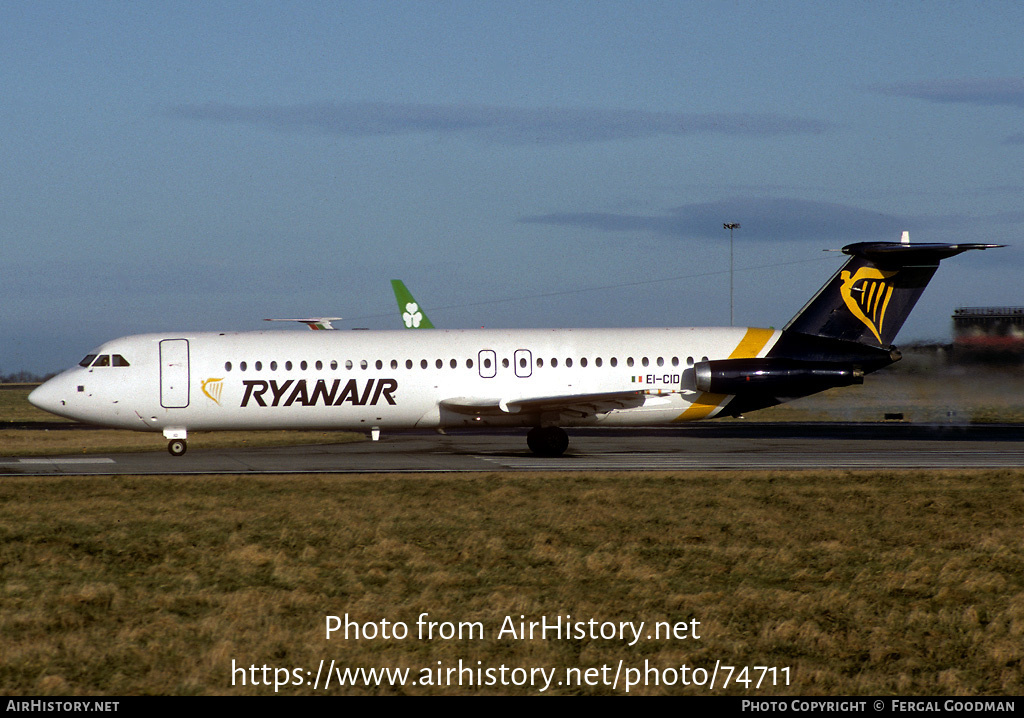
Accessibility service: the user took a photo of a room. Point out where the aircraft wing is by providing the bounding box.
[440,389,646,418]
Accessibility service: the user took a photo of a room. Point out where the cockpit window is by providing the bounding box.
[79,354,98,367]
[112,355,130,367]
[93,355,111,367]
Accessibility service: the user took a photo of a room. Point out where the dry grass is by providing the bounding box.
[1,470,1022,695]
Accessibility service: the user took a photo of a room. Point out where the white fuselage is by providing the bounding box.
[29,326,781,434]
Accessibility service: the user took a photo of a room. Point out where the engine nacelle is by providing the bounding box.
[693,358,864,396]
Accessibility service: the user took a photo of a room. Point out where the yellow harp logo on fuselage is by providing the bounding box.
[202,378,224,406]
[840,267,898,344]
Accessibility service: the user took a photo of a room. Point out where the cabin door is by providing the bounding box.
[159,339,190,408]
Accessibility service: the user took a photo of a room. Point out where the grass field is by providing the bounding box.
[1,470,1022,695]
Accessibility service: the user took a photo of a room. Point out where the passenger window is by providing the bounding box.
[225,362,233,372]
[580,358,588,368]
[450,359,457,369]
[391,360,398,370]
[626,357,634,367]
[610,357,618,367]
[376,360,383,370]
[566,358,573,368]
[595,357,602,367]
[406,360,413,369]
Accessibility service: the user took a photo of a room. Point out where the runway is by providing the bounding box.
[4,423,1024,475]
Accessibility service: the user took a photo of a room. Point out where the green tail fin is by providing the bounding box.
[391,280,435,329]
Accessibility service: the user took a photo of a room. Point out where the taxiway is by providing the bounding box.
[3,423,1023,475]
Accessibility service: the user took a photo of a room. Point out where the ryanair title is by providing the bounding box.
[239,378,398,407]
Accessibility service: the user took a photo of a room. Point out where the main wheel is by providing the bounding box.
[168,439,187,457]
[526,427,569,457]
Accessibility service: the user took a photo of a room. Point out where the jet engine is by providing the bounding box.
[693,358,864,396]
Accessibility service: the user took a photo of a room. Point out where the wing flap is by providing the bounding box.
[441,390,645,417]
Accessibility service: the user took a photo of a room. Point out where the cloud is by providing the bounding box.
[873,77,1024,108]
[164,102,832,144]
[521,198,908,242]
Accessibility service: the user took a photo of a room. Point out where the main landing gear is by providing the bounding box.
[526,426,569,457]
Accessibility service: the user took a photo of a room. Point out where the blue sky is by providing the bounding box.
[3,1,1023,373]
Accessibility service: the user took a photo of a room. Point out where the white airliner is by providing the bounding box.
[29,237,999,457]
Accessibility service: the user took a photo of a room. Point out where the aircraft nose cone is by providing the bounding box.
[28,377,66,414]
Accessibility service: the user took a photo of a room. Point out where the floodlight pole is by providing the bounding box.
[723,223,740,326]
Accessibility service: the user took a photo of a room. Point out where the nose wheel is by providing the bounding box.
[168,439,187,456]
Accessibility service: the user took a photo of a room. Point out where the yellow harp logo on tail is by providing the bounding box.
[840,267,898,344]
[202,378,224,406]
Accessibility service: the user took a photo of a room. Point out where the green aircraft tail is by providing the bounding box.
[391,280,435,329]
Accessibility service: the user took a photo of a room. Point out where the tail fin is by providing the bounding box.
[391,280,435,329]
[783,236,1002,349]
[712,235,1001,417]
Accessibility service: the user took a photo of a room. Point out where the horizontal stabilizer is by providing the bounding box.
[840,241,1004,267]
[264,318,342,330]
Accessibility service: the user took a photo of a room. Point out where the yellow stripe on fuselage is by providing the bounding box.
[674,392,728,421]
[674,327,776,422]
[726,326,775,360]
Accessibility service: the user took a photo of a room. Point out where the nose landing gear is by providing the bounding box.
[163,428,188,457]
